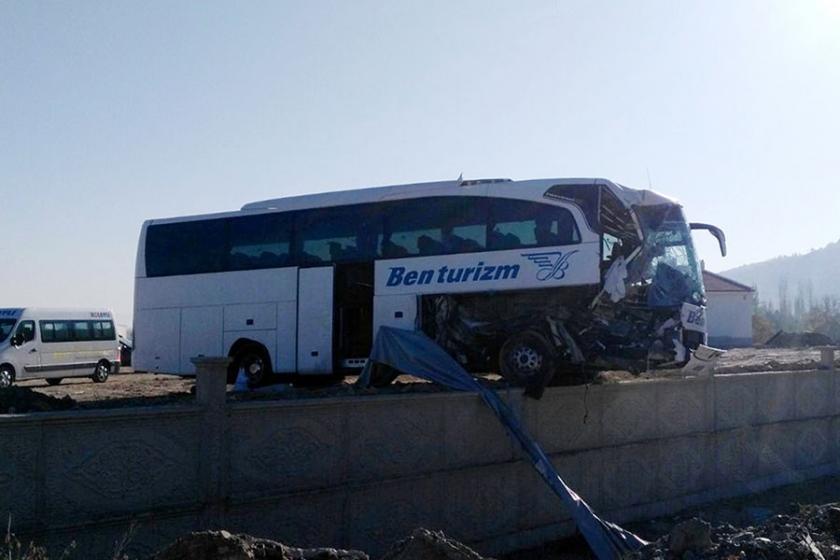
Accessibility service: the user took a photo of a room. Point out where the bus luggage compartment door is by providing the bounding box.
[297,266,334,374]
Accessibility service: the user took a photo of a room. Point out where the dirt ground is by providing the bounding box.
[505,474,840,560]
[11,347,837,406]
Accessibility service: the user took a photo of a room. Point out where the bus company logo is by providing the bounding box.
[89,311,111,319]
[0,309,21,317]
[522,250,578,281]
[385,262,521,288]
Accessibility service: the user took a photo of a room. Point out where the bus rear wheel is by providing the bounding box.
[0,365,14,389]
[92,360,111,383]
[233,346,271,387]
[499,330,556,387]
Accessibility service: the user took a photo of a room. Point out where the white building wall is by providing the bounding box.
[706,291,753,348]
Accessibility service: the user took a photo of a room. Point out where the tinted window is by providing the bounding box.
[543,183,599,231]
[146,219,228,276]
[15,320,35,343]
[73,321,91,341]
[488,199,580,250]
[99,321,116,340]
[40,322,54,342]
[0,320,15,343]
[297,205,381,264]
[40,321,72,343]
[228,213,292,271]
[380,198,487,257]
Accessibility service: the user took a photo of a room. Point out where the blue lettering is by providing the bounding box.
[386,267,406,286]
[418,270,434,285]
[404,270,419,285]
[494,264,520,280]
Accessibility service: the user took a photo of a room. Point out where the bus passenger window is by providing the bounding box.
[380,197,487,258]
[489,200,580,250]
[228,213,292,271]
[298,205,380,264]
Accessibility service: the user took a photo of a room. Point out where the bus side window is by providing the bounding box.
[297,205,381,264]
[488,199,580,250]
[228,213,292,271]
[439,198,487,254]
[380,198,487,258]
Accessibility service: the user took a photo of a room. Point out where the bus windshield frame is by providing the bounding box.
[631,204,705,307]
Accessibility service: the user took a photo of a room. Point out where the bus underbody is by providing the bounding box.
[420,284,703,387]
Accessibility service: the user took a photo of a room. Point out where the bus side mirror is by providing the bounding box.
[10,334,22,347]
[689,223,727,257]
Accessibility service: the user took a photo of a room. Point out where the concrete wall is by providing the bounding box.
[3,368,840,558]
[707,291,754,348]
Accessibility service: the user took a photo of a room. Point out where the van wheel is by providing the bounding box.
[499,330,556,386]
[0,365,14,389]
[92,361,111,383]
[46,378,63,386]
[234,346,271,386]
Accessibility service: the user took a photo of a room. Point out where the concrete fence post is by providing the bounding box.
[818,347,836,371]
[192,356,231,527]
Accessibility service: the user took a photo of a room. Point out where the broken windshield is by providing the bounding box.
[633,205,704,307]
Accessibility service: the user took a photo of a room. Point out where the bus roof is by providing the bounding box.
[240,177,676,213]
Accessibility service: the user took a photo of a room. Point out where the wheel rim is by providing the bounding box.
[0,369,10,388]
[96,363,109,380]
[510,345,543,373]
[244,356,264,383]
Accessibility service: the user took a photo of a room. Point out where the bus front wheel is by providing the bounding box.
[499,330,556,387]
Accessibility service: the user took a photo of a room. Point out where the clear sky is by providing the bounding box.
[1,1,839,323]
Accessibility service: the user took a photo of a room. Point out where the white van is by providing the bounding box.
[0,308,121,388]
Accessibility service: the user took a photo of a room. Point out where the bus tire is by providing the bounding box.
[232,344,271,387]
[46,378,62,386]
[0,364,14,388]
[92,360,111,383]
[499,330,556,387]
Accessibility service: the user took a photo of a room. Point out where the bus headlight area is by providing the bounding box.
[131,176,728,390]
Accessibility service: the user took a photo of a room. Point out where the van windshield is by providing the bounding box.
[0,319,16,343]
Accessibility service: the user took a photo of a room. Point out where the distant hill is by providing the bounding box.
[721,239,840,307]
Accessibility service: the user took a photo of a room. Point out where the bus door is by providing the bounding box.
[297,266,334,373]
[334,262,374,370]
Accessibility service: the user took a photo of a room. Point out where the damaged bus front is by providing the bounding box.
[423,181,726,385]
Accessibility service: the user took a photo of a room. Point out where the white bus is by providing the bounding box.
[0,308,120,388]
[133,177,726,386]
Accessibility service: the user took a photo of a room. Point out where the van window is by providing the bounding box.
[73,321,92,341]
[40,321,72,343]
[15,320,35,343]
[93,321,116,340]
